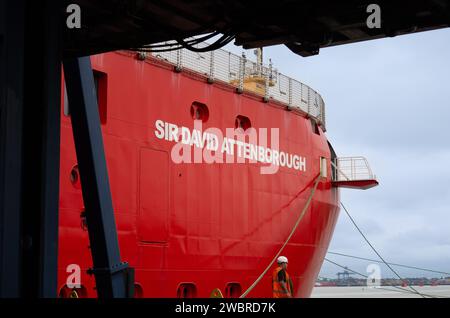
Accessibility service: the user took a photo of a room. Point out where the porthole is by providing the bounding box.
[134,283,143,298]
[235,115,251,131]
[225,283,242,298]
[190,102,209,122]
[59,284,88,298]
[70,164,81,189]
[177,283,197,298]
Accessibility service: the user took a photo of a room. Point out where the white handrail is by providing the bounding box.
[148,46,327,131]
[332,157,376,182]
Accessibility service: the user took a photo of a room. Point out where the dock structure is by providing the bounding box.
[1,0,449,298]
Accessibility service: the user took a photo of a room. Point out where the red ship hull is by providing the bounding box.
[57,51,340,298]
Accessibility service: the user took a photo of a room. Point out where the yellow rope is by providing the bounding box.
[240,173,321,298]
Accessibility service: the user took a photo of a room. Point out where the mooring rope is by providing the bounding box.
[340,201,426,298]
[240,173,321,298]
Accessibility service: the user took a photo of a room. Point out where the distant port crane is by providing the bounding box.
[337,268,356,282]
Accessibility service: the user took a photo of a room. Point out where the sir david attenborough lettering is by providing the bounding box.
[154,119,306,175]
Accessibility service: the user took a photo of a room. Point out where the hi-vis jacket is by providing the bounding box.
[272,266,293,298]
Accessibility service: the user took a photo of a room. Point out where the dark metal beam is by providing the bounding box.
[0,0,62,297]
[63,57,132,298]
[0,0,25,297]
[22,0,62,298]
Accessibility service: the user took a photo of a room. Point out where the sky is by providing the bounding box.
[225,27,450,279]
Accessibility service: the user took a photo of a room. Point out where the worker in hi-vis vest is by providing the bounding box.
[272,256,294,298]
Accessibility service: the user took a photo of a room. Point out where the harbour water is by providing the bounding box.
[311,285,450,298]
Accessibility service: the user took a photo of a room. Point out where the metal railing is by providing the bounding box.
[331,157,376,182]
[149,46,326,131]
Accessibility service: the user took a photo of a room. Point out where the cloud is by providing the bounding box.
[264,29,450,153]
[226,28,450,279]
[261,29,450,279]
